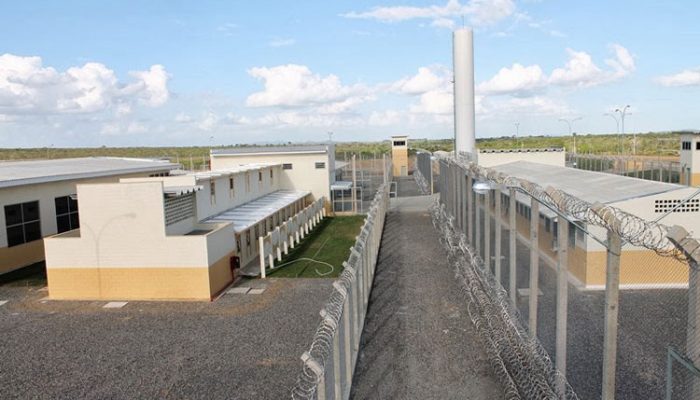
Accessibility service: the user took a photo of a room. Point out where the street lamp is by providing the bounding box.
[558,117,582,154]
[603,113,621,153]
[514,122,520,148]
[615,105,632,154]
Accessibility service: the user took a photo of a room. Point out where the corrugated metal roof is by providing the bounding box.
[491,161,685,204]
[202,190,311,233]
[163,185,202,197]
[211,145,330,155]
[0,157,179,189]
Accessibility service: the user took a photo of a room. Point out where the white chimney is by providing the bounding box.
[453,28,476,156]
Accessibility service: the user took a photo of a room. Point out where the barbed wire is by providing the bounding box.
[290,184,389,400]
[431,200,579,399]
[446,155,688,261]
[413,167,430,195]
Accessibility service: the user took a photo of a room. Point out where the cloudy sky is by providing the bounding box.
[0,0,699,147]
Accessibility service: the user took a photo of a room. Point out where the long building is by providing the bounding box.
[0,157,177,276]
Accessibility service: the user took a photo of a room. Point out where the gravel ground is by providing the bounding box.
[0,277,333,400]
[350,178,503,400]
[479,215,688,400]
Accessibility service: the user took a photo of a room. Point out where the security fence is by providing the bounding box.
[414,152,433,195]
[435,154,700,400]
[569,152,681,184]
[333,154,391,214]
[290,183,390,400]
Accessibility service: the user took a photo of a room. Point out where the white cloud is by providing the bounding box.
[392,66,450,95]
[656,68,700,87]
[342,0,515,27]
[431,18,456,29]
[245,64,372,112]
[268,38,296,47]
[477,63,546,95]
[175,112,193,123]
[0,53,171,115]
[198,111,218,131]
[410,90,453,115]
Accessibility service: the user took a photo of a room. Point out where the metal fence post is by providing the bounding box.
[556,218,569,393]
[495,189,502,285]
[509,188,517,306]
[529,197,540,336]
[467,173,474,246]
[476,192,482,258]
[259,237,266,279]
[461,169,468,234]
[484,190,491,272]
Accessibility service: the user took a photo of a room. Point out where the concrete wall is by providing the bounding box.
[44,182,236,300]
[478,150,565,168]
[211,153,330,203]
[0,171,165,274]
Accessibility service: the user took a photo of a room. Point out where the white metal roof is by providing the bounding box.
[202,190,311,233]
[163,185,203,197]
[193,163,280,181]
[331,181,353,190]
[211,144,331,156]
[0,157,179,189]
[491,161,686,205]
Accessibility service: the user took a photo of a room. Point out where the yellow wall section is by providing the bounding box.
[208,252,235,297]
[0,240,45,274]
[392,149,408,176]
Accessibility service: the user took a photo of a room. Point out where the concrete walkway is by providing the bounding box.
[350,177,502,400]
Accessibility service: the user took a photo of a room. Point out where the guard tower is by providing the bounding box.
[391,135,409,177]
[680,132,700,186]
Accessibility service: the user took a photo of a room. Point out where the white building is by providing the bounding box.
[0,157,177,276]
[210,145,335,207]
[44,162,318,301]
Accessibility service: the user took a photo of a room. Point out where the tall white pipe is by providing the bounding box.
[453,28,476,156]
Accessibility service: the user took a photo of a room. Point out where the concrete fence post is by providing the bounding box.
[528,197,540,337]
[509,188,517,306]
[556,217,569,394]
[591,202,622,400]
[259,237,266,279]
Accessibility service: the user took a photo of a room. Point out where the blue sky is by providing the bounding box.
[0,0,699,147]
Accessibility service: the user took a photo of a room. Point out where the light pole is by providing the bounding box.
[327,131,334,142]
[558,117,582,154]
[615,105,631,154]
[514,122,520,148]
[604,113,621,154]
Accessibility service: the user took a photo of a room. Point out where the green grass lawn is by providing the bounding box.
[267,216,366,278]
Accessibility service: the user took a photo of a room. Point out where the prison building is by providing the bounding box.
[490,161,696,289]
[680,131,700,186]
[0,157,178,276]
[44,163,313,301]
[210,145,335,207]
[391,135,409,177]
[477,148,565,168]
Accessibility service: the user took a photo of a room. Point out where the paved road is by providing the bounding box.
[350,177,502,400]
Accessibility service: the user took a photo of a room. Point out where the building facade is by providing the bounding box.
[0,158,177,276]
[391,136,409,176]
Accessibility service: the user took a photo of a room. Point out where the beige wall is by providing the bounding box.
[0,171,168,274]
[478,150,565,168]
[211,153,331,203]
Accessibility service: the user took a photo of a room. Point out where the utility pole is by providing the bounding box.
[514,122,520,148]
[615,105,631,154]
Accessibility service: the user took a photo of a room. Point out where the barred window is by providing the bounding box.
[55,196,79,233]
[5,201,41,247]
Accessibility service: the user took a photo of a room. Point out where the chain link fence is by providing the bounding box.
[290,183,390,399]
[435,153,700,400]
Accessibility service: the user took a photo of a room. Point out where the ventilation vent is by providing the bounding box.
[165,193,195,225]
[654,199,700,213]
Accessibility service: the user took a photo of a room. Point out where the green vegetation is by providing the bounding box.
[266,216,365,278]
[0,131,686,165]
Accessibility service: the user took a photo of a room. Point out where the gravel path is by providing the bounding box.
[350,178,503,400]
[0,277,333,400]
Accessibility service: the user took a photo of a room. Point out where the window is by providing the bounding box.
[246,230,251,246]
[245,173,251,192]
[696,142,700,150]
[4,201,41,247]
[229,178,235,198]
[683,141,692,150]
[283,163,293,170]
[315,162,326,169]
[236,236,242,253]
[55,196,79,233]
[393,140,406,146]
[210,181,216,204]
[254,225,259,239]
[258,171,263,182]
[270,169,273,179]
